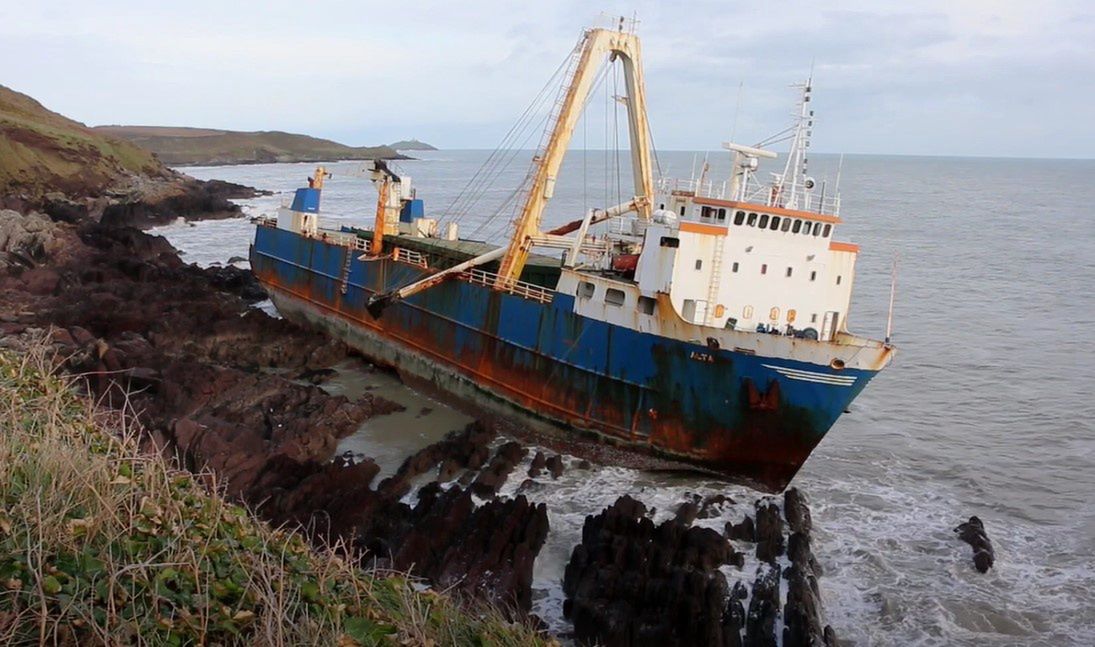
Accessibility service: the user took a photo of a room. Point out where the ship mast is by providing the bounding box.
[495,23,655,285]
[774,78,814,210]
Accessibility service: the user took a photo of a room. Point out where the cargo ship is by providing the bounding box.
[250,25,895,492]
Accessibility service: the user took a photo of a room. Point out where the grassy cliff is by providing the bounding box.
[0,343,549,646]
[94,126,409,167]
[0,86,168,199]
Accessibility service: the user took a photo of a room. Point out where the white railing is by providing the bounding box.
[393,248,428,268]
[321,232,370,252]
[659,176,841,216]
[460,268,554,303]
[255,215,277,227]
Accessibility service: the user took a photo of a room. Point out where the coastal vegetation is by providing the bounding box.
[0,342,549,645]
[93,126,417,167]
[0,85,167,200]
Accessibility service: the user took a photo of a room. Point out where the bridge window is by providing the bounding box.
[792,219,802,233]
[781,218,792,232]
[605,288,626,306]
[759,214,769,228]
[770,216,781,230]
[679,205,686,216]
[638,295,656,315]
[813,222,823,236]
[701,206,714,219]
[718,208,727,221]
[732,262,739,273]
[747,212,758,226]
[694,259,703,270]
[660,236,680,248]
[577,281,595,299]
[822,224,832,237]
[801,222,813,236]
[734,210,745,225]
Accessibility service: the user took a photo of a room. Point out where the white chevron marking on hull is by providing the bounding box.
[762,363,858,386]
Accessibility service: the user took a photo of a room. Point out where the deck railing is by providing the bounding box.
[659,176,841,215]
[460,268,554,303]
[393,248,428,268]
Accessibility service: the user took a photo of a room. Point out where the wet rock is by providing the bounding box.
[577,459,592,470]
[471,441,526,497]
[698,493,735,519]
[745,564,780,647]
[726,514,756,542]
[782,563,824,647]
[784,487,813,535]
[787,532,823,578]
[528,450,547,478]
[824,625,841,646]
[954,516,995,573]
[563,495,738,646]
[545,454,564,479]
[675,500,700,525]
[755,500,785,563]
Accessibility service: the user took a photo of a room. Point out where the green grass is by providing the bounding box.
[0,85,165,197]
[0,342,552,646]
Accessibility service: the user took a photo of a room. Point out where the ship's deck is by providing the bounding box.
[342,228,564,289]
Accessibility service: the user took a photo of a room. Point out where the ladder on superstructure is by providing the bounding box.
[339,248,353,295]
[704,234,726,326]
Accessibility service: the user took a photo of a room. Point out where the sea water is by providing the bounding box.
[152,151,1095,645]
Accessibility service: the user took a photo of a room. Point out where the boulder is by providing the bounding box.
[954,516,994,573]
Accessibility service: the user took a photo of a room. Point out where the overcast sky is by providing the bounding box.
[2,0,1092,158]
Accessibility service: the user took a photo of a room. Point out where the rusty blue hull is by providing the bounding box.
[250,224,878,491]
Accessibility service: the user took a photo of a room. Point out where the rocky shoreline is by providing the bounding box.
[1,184,846,642]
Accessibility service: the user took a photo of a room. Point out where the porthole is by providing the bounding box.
[769,307,780,320]
[830,358,846,371]
[743,305,754,319]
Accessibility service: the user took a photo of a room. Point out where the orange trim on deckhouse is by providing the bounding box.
[680,221,728,236]
[829,241,860,253]
[693,196,842,224]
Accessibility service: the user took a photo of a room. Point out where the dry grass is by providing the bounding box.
[0,341,552,646]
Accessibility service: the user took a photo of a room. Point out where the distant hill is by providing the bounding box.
[389,139,437,151]
[0,85,169,199]
[94,125,410,166]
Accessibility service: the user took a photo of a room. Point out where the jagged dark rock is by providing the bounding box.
[755,500,785,563]
[782,563,824,647]
[727,514,757,542]
[545,453,565,478]
[698,493,736,519]
[745,564,780,647]
[784,487,813,535]
[563,495,739,646]
[954,516,995,573]
[528,450,547,478]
